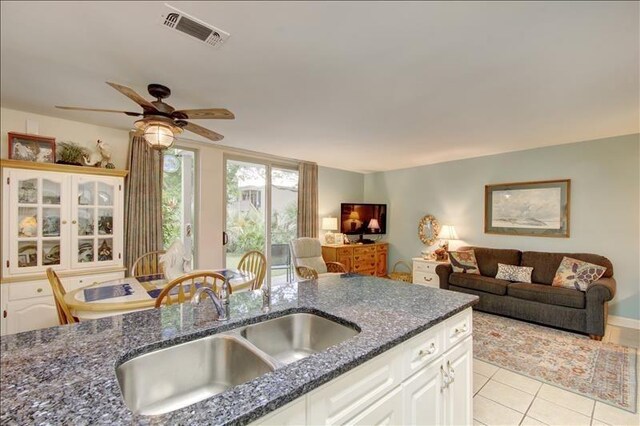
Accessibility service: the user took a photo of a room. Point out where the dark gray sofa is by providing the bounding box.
[436,246,616,340]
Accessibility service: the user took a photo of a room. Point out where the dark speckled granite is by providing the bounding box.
[0,274,477,425]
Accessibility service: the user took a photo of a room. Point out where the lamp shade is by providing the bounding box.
[322,217,338,231]
[368,218,380,231]
[348,211,360,220]
[438,225,458,240]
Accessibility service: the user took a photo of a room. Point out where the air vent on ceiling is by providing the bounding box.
[160,4,230,48]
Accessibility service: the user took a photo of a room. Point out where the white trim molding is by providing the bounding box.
[608,315,640,330]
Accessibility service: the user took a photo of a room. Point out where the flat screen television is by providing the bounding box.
[340,203,387,238]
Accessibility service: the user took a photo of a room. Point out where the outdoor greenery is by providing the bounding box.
[162,151,184,248]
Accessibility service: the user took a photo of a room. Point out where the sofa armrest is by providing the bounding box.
[436,264,453,290]
[586,277,616,302]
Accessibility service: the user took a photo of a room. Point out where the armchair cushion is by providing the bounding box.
[290,238,328,274]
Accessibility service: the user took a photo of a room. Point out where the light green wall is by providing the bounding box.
[364,134,640,320]
[318,166,365,226]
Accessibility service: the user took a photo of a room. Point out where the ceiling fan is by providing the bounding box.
[56,82,234,149]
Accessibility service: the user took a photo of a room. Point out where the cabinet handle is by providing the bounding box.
[447,360,456,384]
[72,220,77,224]
[3,310,6,318]
[440,365,450,392]
[419,342,436,357]
[62,220,68,225]
[37,288,43,293]
[424,276,432,282]
[454,323,468,334]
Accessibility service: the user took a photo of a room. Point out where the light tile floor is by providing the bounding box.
[473,324,640,426]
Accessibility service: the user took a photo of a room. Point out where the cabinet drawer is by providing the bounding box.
[413,272,439,287]
[8,280,52,301]
[354,246,376,255]
[337,247,352,256]
[307,346,402,425]
[403,322,445,379]
[353,261,376,272]
[444,308,472,350]
[413,261,438,274]
[376,244,388,253]
[353,253,375,263]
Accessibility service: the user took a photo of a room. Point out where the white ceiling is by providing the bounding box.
[1,1,638,172]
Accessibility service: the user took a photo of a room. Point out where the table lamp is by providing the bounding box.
[438,225,458,252]
[322,217,338,244]
[368,218,380,234]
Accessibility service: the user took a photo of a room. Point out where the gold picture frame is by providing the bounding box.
[484,179,571,238]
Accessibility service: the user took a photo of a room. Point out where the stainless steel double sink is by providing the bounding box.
[116,312,360,415]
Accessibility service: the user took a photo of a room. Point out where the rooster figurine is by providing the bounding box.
[83,140,113,167]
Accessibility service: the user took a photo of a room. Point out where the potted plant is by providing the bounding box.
[56,142,87,166]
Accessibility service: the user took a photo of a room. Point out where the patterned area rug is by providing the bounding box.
[473,311,638,413]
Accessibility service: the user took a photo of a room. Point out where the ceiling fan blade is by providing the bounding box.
[55,106,141,117]
[172,108,235,120]
[106,82,157,111]
[182,122,224,141]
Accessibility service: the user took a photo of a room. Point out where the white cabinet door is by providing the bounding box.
[307,346,402,425]
[8,169,70,274]
[348,386,403,425]
[444,336,473,426]
[251,398,306,426]
[403,359,445,426]
[71,175,123,269]
[6,297,58,334]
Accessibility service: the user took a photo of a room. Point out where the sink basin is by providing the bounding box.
[241,313,360,364]
[116,334,275,415]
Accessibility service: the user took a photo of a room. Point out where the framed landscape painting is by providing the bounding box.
[485,179,570,238]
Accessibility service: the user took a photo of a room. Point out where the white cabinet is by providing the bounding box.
[350,386,404,425]
[252,308,474,426]
[412,258,448,288]
[403,355,445,425]
[1,160,127,335]
[252,398,306,426]
[444,337,473,426]
[5,296,58,335]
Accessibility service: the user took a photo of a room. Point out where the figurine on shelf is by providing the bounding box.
[83,140,113,168]
[434,247,448,262]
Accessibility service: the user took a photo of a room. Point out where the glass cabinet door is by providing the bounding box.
[9,170,69,274]
[71,176,119,268]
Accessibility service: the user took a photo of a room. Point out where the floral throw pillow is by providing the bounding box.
[449,250,480,275]
[552,256,606,291]
[495,263,533,283]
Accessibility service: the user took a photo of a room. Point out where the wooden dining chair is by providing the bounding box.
[238,250,267,290]
[154,271,229,308]
[296,266,319,281]
[130,250,166,277]
[46,268,78,325]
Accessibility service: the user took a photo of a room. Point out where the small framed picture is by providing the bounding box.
[8,132,56,163]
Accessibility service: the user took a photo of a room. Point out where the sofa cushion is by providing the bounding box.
[507,282,585,309]
[495,263,533,283]
[521,251,613,285]
[459,246,521,277]
[449,250,480,274]
[449,273,509,295]
[552,256,607,291]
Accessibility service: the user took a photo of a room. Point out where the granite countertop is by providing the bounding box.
[0,274,477,425]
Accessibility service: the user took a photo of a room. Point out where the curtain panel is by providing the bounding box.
[297,162,319,238]
[123,133,164,275]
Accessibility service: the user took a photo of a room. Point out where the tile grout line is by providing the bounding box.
[521,379,544,425]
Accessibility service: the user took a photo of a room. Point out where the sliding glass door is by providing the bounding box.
[225,158,298,284]
[162,147,196,265]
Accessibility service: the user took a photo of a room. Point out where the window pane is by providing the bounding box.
[270,168,298,284]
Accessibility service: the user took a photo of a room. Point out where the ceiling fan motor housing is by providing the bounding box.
[148,84,171,100]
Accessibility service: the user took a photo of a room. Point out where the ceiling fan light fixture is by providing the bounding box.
[135,118,183,150]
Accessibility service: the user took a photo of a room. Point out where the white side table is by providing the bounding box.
[412,258,449,288]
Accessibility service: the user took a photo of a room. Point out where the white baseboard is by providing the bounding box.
[608,315,640,330]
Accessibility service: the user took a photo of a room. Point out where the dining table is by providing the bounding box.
[64,269,255,321]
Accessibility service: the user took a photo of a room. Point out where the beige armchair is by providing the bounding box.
[290,237,346,280]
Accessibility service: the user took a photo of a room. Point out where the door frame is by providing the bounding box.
[223,154,299,283]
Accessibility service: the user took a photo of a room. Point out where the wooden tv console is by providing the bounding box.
[321,242,388,277]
